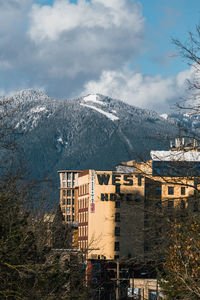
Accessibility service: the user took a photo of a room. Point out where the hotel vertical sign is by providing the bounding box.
[90,170,95,213]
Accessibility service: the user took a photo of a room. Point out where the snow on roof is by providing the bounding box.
[151,150,200,162]
[80,103,119,121]
[83,94,106,106]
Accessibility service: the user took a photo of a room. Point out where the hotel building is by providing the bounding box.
[58,139,200,260]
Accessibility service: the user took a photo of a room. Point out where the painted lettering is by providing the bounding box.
[123,175,133,186]
[112,175,121,185]
[110,193,117,201]
[97,174,110,185]
[101,193,108,201]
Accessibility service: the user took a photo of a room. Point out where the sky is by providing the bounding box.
[0,0,199,113]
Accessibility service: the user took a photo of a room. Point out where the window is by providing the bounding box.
[62,199,65,205]
[133,288,141,300]
[67,173,71,180]
[67,215,71,222]
[114,242,120,251]
[115,201,120,208]
[115,212,120,222]
[72,190,74,197]
[72,215,74,221]
[149,290,163,300]
[115,227,120,236]
[168,200,174,208]
[63,190,66,196]
[137,176,142,186]
[62,207,65,213]
[155,185,162,195]
[67,198,71,205]
[168,186,174,195]
[72,198,74,205]
[63,181,67,188]
[67,181,71,188]
[67,190,71,197]
[67,207,71,214]
[193,201,198,212]
[181,200,185,209]
[72,207,74,213]
[181,186,185,195]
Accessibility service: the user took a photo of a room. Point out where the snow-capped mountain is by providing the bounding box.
[160,111,200,134]
[1,89,179,201]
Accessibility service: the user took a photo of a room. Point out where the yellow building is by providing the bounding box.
[58,139,200,261]
[77,170,145,260]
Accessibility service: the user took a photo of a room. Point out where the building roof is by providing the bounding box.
[150,150,200,162]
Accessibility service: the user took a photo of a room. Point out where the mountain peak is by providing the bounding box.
[7,89,50,103]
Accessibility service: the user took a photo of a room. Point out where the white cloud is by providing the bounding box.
[82,67,194,113]
[29,0,144,41]
[0,0,194,114]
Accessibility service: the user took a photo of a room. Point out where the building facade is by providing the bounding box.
[58,141,200,260]
[77,170,145,260]
[58,170,80,223]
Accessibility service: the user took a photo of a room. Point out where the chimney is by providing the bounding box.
[175,138,180,148]
[193,139,197,149]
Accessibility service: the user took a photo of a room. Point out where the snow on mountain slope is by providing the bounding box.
[80,103,119,121]
[83,94,106,106]
[1,89,179,205]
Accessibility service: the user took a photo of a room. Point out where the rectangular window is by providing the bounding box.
[67,207,71,214]
[168,200,174,208]
[180,200,185,209]
[67,198,71,205]
[115,213,120,222]
[62,207,65,213]
[168,186,174,195]
[149,290,163,300]
[72,215,74,221]
[72,190,74,196]
[67,190,71,197]
[114,242,120,251]
[115,227,120,236]
[138,176,142,186]
[181,187,185,195]
[62,199,65,205]
[67,181,71,188]
[115,201,120,208]
[63,181,67,188]
[67,215,71,222]
[72,198,74,205]
[155,185,162,195]
[67,173,71,180]
[133,288,141,300]
[72,207,74,213]
[63,190,66,196]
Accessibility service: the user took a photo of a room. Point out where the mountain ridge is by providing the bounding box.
[1,89,179,202]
